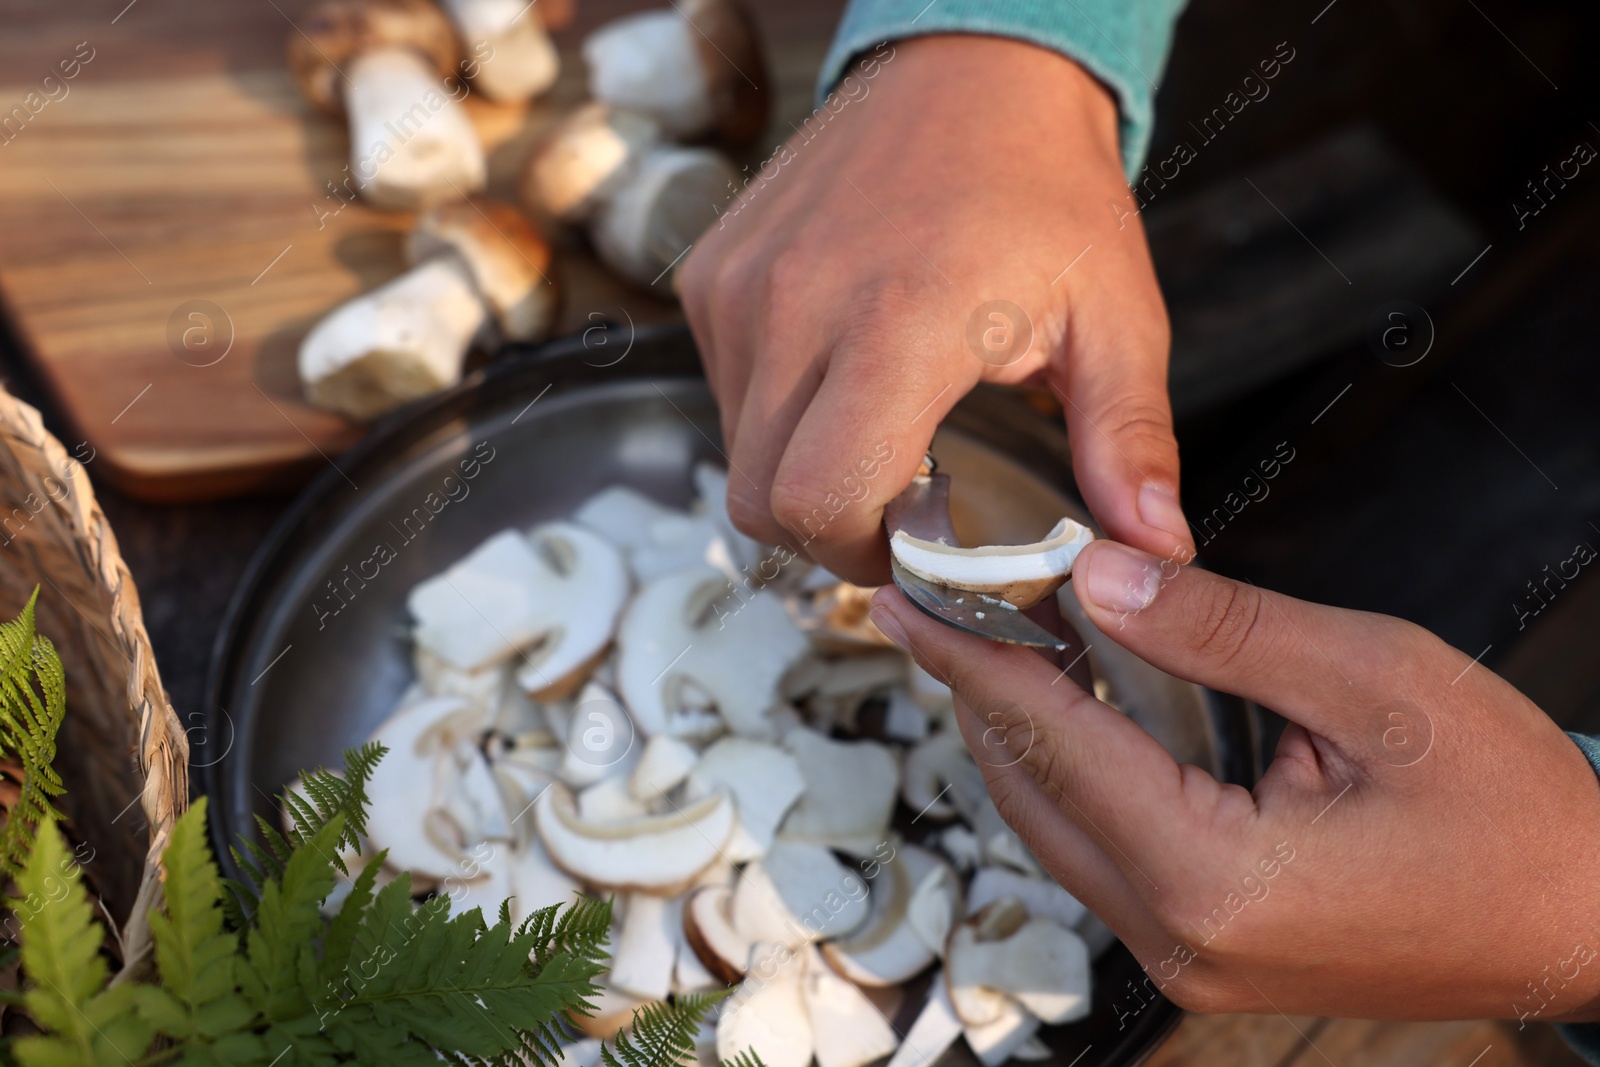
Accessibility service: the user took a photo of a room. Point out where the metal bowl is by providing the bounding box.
[205,323,1258,1066]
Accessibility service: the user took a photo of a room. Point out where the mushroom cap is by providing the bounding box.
[681,0,770,142]
[407,197,557,342]
[287,0,462,114]
[521,104,664,224]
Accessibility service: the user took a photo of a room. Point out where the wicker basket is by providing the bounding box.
[0,385,187,976]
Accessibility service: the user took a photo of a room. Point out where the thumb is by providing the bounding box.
[1056,331,1193,563]
[1070,540,1409,738]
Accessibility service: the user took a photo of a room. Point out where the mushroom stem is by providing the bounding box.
[344,46,486,209]
[590,146,737,288]
[441,0,559,103]
[299,254,486,420]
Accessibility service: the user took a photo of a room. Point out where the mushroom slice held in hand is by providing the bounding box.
[534,783,733,892]
[440,0,559,103]
[406,198,557,343]
[288,0,485,208]
[583,0,770,142]
[889,517,1095,610]
[617,566,807,739]
[408,525,628,687]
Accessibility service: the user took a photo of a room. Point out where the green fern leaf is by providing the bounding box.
[0,590,68,878]
[146,797,257,1041]
[718,1052,768,1067]
[600,991,729,1067]
[239,815,342,1022]
[280,743,385,875]
[11,818,152,1066]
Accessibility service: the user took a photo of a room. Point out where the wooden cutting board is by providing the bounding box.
[0,0,841,500]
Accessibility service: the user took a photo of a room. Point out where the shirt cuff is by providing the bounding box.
[815,0,1189,179]
[1559,733,1600,1064]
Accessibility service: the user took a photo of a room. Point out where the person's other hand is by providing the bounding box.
[678,34,1191,584]
[868,543,1600,1023]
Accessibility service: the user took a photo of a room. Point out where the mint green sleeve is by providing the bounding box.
[815,0,1189,179]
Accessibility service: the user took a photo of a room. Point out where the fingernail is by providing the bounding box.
[1081,542,1163,613]
[868,592,911,650]
[1138,482,1192,545]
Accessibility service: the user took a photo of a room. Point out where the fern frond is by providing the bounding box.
[238,815,342,1022]
[526,895,612,972]
[144,798,257,1043]
[600,991,729,1067]
[719,1052,767,1067]
[280,742,385,874]
[0,591,68,879]
[11,818,152,1066]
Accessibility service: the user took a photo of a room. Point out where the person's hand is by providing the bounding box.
[677,34,1192,584]
[867,542,1600,1023]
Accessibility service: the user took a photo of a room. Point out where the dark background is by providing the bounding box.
[2,0,1599,840]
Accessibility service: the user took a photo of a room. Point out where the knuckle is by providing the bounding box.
[724,481,775,540]
[1193,580,1268,673]
[1095,393,1175,454]
[768,473,839,543]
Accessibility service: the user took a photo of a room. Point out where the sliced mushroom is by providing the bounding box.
[573,484,680,548]
[572,983,652,1040]
[684,738,804,861]
[590,146,739,289]
[523,104,665,225]
[947,905,1091,1027]
[901,731,984,822]
[363,694,477,880]
[889,517,1095,610]
[790,580,898,655]
[437,740,514,842]
[884,980,964,1067]
[288,0,485,208]
[440,0,559,103]
[577,775,650,822]
[629,734,700,801]
[966,867,1087,931]
[559,681,642,787]
[535,782,732,893]
[617,566,807,739]
[299,255,487,420]
[408,526,628,688]
[610,892,680,1000]
[632,513,735,583]
[821,844,953,987]
[938,825,981,873]
[508,837,583,924]
[682,883,751,983]
[780,729,898,848]
[963,998,1041,1067]
[881,688,930,743]
[583,0,769,142]
[555,1038,603,1067]
[801,946,900,1067]
[716,944,812,1067]
[1012,1036,1052,1062]
[406,198,557,343]
[691,463,764,571]
[784,651,905,734]
[414,645,512,718]
[731,840,869,946]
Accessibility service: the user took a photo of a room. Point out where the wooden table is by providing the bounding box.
[0,0,842,499]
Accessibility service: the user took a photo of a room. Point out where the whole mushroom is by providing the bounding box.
[299,197,554,419]
[439,0,562,104]
[583,0,769,142]
[288,0,486,209]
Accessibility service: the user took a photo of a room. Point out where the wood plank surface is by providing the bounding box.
[0,0,842,499]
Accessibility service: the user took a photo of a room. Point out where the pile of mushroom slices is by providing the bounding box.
[322,464,1104,1067]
